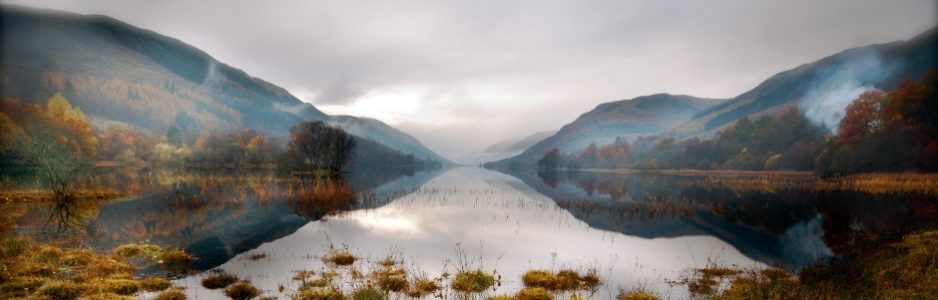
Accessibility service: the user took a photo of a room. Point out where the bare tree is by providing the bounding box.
[21,126,92,200]
[287,121,357,173]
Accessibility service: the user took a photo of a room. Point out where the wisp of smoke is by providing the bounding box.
[799,49,901,132]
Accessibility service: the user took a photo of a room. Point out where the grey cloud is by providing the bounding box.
[6,0,936,161]
[314,81,366,105]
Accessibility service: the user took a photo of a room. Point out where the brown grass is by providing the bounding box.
[0,237,183,299]
[324,251,358,266]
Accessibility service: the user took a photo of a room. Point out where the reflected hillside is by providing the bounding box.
[503,169,938,270]
[10,167,445,271]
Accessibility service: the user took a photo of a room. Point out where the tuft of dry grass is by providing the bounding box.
[225,281,259,300]
[515,287,555,300]
[324,251,357,266]
[451,269,496,293]
[373,267,409,293]
[617,290,660,300]
[522,270,554,289]
[154,289,188,300]
[139,276,173,291]
[406,278,441,298]
[350,285,384,300]
[202,271,240,289]
[294,286,346,300]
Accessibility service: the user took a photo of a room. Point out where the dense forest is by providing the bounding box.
[537,72,938,175]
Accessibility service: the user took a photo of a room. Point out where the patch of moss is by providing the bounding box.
[515,287,554,300]
[486,295,513,300]
[451,270,496,293]
[225,281,259,300]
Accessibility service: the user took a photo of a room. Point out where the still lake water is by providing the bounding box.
[10,166,937,299]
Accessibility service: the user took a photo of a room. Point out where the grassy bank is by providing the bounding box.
[568,168,938,193]
[0,238,189,299]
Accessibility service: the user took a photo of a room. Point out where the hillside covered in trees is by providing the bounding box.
[533,72,938,175]
[0,6,448,165]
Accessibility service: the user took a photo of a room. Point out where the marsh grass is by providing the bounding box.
[663,230,938,299]
[0,237,183,299]
[520,269,603,294]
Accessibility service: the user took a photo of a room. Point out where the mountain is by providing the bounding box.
[328,115,450,163]
[0,6,446,163]
[484,130,555,155]
[490,94,722,166]
[674,27,938,134]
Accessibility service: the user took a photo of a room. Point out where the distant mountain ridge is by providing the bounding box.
[0,6,447,163]
[484,130,555,155]
[491,27,937,168]
[491,94,723,166]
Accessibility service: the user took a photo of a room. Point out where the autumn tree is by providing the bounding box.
[0,94,98,199]
[816,71,938,174]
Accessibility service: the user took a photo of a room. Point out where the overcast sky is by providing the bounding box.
[7,0,937,162]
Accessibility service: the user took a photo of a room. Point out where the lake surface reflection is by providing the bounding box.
[9,166,937,299]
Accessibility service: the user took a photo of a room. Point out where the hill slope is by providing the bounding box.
[0,6,446,163]
[675,28,938,134]
[491,94,722,166]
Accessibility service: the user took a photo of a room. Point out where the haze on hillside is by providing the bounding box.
[6,0,936,163]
